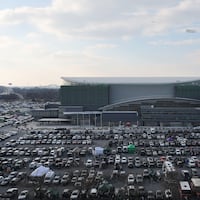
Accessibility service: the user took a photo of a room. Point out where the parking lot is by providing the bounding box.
[0,124,200,199]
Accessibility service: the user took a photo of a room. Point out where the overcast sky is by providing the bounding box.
[0,0,200,86]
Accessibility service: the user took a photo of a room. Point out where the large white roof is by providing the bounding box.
[61,77,200,85]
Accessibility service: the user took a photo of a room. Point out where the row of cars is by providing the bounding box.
[0,143,199,167]
[0,186,172,200]
[14,129,200,146]
[0,187,29,200]
[0,125,200,199]
[60,187,173,200]
[0,101,40,128]
[0,131,17,142]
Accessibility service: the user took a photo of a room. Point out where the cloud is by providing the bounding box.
[51,0,87,13]
[52,50,112,63]
[0,0,200,86]
[149,38,200,46]
[87,43,118,50]
[143,0,200,35]
[0,34,51,67]
[26,32,41,39]
[0,0,199,39]
[0,35,20,47]
[187,50,200,65]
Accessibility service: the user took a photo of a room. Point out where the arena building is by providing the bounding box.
[60,77,200,127]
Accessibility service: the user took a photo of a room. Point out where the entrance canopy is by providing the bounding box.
[30,166,50,177]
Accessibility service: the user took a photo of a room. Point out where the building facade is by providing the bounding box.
[60,77,200,127]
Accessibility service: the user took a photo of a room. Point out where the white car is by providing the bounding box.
[115,155,121,164]
[85,159,93,167]
[191,156,198,162]
[175,148,181,155]
[70,189,80,200]
[89,188,98,197]
[86,140,92,144]
[18,190,29,200]
[128,174,135,185]
[52,175,61,184]
[135,160,141,167]
[0,176,4,184]
[165,189,172,199]
[121,157,127,164]
[187,159,196,168]
[28,161,37,169]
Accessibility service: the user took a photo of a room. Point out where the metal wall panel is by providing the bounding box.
[60,85,109,110]
[109,84,174,104]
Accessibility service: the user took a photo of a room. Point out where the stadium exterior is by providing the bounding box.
[59,77,200,127]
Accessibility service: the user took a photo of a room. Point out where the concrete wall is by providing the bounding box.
[31,109,58,119]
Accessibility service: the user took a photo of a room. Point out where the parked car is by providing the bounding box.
[147,190,155,200]
[85,159,93,167]
[156,190,164,199]
[0,188,19,199]
[61,174,70,185]
[164,189,172,199]
[52,175,60,184]
[62,189,71,199]
[136,174,143,183]
[121,157,127,164]
[44,171,55,184]
[128,174,135,185]
[70,189,80,200]
[115,155,121,165]
[88,188,98,198]
[143,169,150,178]
[128,161,134,168]
[18,190,29,200]
[187,159,196,168]
[127,185,136,197]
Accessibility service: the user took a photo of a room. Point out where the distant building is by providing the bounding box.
[60,77,200,127]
